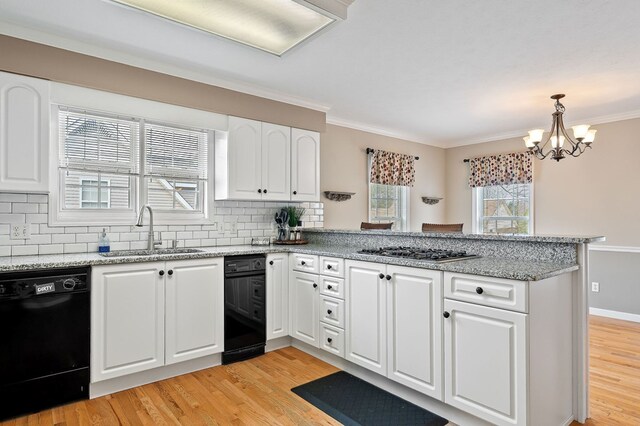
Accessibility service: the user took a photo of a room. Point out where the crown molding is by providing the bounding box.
[0,21,332,113]
[326,116,447,148]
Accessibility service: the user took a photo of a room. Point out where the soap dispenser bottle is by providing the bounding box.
[98,228,111,253]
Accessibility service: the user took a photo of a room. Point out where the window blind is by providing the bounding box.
[58,107,139,175]
[144,123,208,180]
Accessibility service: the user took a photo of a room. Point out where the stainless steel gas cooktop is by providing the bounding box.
[357,246,479,263]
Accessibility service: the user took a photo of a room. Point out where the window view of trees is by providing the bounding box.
[479,184,530,234]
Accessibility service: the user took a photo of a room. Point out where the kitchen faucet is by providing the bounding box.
[136,205,161,251]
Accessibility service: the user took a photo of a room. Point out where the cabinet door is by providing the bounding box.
[387,266,443,399]
[266,253,289,340]
[165,258,224,365]
[345,260,387,375]
[91,262,165,382]
[291,128,320,202]
[444,299,527,426]
[0,71,49,192]
[261,123,291,201]
[289,271,319,347]
[227,116,262,199]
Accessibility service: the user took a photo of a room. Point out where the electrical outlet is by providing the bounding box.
[591,282,600,293]
[11,223,31,240]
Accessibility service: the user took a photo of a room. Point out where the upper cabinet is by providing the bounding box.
[0,72,50,193]
[291,128,320,202]
[215,116,319,202]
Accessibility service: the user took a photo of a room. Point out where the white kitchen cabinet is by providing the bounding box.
[261,122,291,201]
[91,262,165,382]
[266,253,289,340]
[444,299,527,426]
[289,270,319,347]
[215,117,297,201]
[0,71,49,193]
[291,128,320,202]
[165,258,224,365]
[345,260,387,375]
[92,258,224,383]
[386,265,443,400]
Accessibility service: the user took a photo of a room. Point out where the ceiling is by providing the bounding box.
[2,0,640,148]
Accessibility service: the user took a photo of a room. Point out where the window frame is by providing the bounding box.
[367,181,410,231]
[79,177,111,209]
[48,83,220,227]
[472,183,534,235]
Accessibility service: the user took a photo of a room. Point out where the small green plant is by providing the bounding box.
[286,206,306,227]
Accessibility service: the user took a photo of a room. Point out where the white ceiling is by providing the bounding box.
[2,0,640,148]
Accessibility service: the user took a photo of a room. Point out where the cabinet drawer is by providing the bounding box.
[319,295,345,328]
[320,276,344,300]
[291,254,319,273]
[320,256,344,278]
[319,323,345,358]
[444,272,528,313]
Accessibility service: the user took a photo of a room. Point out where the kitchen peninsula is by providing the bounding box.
[0,229,603,426]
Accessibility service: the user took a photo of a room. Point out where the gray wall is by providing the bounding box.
[589,250,640,315]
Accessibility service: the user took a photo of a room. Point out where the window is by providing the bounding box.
[53,106,212,225]
[144,123,208,215]
[369,183,409,230]
[80,178,110,209]
[473,183,533,234]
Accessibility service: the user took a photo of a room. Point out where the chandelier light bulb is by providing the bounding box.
[583,129,597,144]
[550,135,565,148]
[572,124,590,140]
[528,129,545,143]
[523,136,535,148]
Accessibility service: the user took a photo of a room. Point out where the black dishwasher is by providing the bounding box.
[223,255,266,364]
[0,267,90,421]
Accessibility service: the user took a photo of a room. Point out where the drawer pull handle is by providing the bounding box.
[379,273,385,279]
[443,311,450,319]
[327,264,332,270]
[167,270,173,276]
[269,260,274,265]
[293,191,297,195]
[327,285,333,290]
[254,289,258,294]
[258,189,262,193]
[313,283,318,288]
[263,189,267,193]
[159,270,165,276]
[327,309,332,315]
[385,275,392,281]
[327,337,333,343]
[301,261,306,265]
[476,287,484,294]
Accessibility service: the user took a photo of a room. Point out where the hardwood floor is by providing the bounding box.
[3,315,639,425]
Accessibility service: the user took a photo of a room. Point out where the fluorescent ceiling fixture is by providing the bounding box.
[111,0,341,56]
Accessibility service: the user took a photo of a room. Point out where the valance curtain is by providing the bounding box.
[369,149,416,187]
[468,151,533,188]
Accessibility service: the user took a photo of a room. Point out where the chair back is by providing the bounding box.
[421,223,463,233]
[361,222,393,230]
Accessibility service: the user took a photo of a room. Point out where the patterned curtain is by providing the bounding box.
[369,149,416,187]
[468,151,533,188]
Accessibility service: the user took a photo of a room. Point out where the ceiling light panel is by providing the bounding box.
[112,0,336,56]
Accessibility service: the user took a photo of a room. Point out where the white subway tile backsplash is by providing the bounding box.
[52,234,76,244]
[12,245,39,256]
[63,243,88,253]
[27,194,48,203]
[0,194,323,256]
[0,194,27,202]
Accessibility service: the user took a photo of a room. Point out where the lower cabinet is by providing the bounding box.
[443,298,527,426]
[91,258,224,383]
[266,253,289,340]
[289,270,319,346]
[345,260,443,397]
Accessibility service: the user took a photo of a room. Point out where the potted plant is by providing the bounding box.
[286,206,306,228]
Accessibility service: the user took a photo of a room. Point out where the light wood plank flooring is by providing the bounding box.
[3,315,639,425]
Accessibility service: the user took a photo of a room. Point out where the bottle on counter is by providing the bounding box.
[98,228,110,253]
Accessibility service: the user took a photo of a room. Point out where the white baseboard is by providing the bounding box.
[588,245,640,253]
[590,307,640,323]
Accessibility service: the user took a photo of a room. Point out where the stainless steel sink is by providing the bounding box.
[99,248,203,257]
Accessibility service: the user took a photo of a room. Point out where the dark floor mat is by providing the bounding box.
[291,371,448,426]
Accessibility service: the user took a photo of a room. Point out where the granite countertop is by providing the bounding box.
[304,228,605,244]
[0,244,578,281]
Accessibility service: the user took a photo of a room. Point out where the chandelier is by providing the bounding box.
[523,94,596,162]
